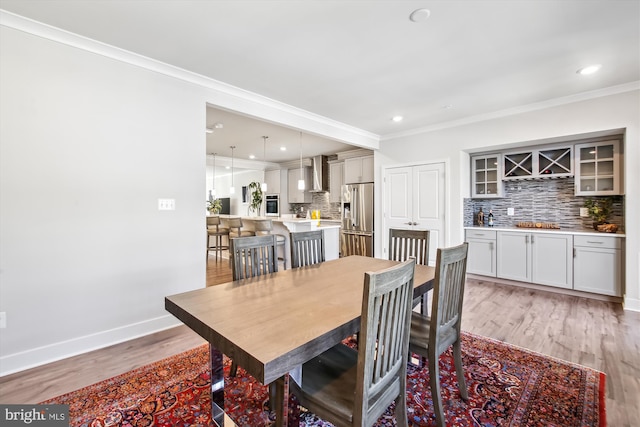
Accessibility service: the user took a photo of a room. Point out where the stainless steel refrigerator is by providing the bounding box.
[341,183,374,257]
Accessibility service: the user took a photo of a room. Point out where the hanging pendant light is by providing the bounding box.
[298,132,305,190]
[261,136,268,192]
[229,145,236,194]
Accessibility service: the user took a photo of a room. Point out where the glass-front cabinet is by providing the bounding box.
[471,154,502,198]
[575,140,622,196]
[503,146,572,180]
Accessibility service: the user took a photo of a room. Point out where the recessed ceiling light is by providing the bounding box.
[409,8,431,22]
[214,122,224,129]
[442,104,453,110]
[205,127,214,134]
[249,154,256,159]
[280,146,287,151]
[392,116,403,122]
[577,64,602,75]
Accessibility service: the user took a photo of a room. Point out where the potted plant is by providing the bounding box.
[584,197,613,229]
[247,181,263,215]
[207,198,222,215]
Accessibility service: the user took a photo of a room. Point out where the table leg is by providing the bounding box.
[274,374,289,427]
[209,343,226,426]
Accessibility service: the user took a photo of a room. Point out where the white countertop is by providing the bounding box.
[464,226,625,237]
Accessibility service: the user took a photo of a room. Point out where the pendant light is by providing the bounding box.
[297,132,305,190]
[261,136,268,192]
[229,145,236,195]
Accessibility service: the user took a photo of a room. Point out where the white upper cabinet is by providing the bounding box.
[264,169,281,194]
[471,154,502,198]
[574,139,622,196]
[329,161,344,203]
[344,156,374,184]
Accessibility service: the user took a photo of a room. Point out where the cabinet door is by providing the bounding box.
[264,169,281,194]
[575,140,621,195]
[467,237,496,276]
[471,154,502,198]
[361,156,374,182]
[574,246,622,296]
[531,233,573,289]
[497,232,530,282]
[329,162,344,203]
[344,156,374,184]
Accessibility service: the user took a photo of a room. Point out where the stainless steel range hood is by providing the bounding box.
[310,155,329,192]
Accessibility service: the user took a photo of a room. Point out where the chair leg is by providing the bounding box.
[230,360,238,377]
[429,353,445,427]
[452,340,468,400]
[395,378,408,425]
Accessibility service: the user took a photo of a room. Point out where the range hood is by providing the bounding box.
[310,155,329,192]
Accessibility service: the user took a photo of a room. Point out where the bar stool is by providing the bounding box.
[227,217,255,238]
[253,219,287,269]
[206,216,230,261]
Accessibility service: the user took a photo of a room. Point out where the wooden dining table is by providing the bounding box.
[165,255,435,427]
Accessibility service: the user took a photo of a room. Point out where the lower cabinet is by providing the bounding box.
[496,231,573,289]
[465,229,496,277]
[573,235,623,296]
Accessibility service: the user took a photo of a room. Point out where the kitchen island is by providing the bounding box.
[214,215,341,269]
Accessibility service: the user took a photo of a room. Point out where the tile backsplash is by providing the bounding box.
[463,177,624,231]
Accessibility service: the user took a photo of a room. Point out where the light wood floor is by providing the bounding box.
[1,256,638,426]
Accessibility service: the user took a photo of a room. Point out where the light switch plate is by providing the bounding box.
[158,199,176,210]
[507,207,514,216]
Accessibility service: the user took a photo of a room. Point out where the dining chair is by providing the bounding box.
[288,258,416,427]
[206,216,230,262]
[290,230,325,268]
[388,228,430,315]
[408,242,469,427]
[228,234,279,398]
[253,219,287,269]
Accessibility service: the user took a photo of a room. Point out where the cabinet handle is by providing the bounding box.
[531,235,535,244]
[586,241,603,244]
[525,235,529,244]
[573,248,576,258]
[490,242,494,250]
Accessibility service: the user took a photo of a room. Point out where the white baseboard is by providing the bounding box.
[623,296,640,312]
[0,315,182,377]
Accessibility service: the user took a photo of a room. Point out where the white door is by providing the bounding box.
[384,163,445,265]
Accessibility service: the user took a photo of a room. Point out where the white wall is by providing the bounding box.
[0,15,375,375]
[376,90,640,310]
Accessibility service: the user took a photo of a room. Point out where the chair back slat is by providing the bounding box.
[355,259,415,422]
[290,230,325,268]
[230,235,278,280]
[388,228,429,266]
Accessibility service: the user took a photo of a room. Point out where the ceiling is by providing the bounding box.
[2,0,638,164]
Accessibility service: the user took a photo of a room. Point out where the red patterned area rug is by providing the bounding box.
[40,331,605,426]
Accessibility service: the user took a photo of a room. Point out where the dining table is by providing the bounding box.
[165,255,435,427]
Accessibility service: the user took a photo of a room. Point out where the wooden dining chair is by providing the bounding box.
[206,216,229,262]
[389,228,430,315]
[228,234,278,387]
[409,242,469,427]
[290,230,325,268]
[288,259,416,427]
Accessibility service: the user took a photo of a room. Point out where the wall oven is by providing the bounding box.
[265,194,280,217]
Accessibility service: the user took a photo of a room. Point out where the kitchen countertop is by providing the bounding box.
[464,225,625,237]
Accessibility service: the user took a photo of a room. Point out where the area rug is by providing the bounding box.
[40,331,606,426]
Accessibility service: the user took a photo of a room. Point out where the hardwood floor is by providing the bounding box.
[1,256,638,426]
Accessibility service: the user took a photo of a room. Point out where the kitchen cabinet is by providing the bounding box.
[503,146,572,180]
[287,167,312,203]
[264,169,281,194]
[573,235,623,296]
[328,161,344,203]
[465,229,497,277]
[497,231,573,289]
[574,139,622,195]
[471,154,502,198]
[344,155,374,184]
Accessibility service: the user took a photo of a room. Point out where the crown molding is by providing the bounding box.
[0,9,379,149]
[382,81,640,141]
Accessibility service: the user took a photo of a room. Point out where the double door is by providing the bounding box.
[496,231,573,289]
[384,163,445,265]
